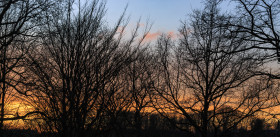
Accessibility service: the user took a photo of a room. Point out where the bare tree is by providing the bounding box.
[227,0,280,80]
[152,1,278,137]
[22,0,150,137]
[124,49,155,136]
[232,0,280,62]
[0,0,56,135]
[98,48,156,137]
[231,0,280,124]
[99,67,134,137]
[103,79,132,137]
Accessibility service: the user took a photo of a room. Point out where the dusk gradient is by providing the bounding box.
[105,0,235,40]
[106,0,203,38]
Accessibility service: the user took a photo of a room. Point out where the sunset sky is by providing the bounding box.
[1,0,280,136]
[105,0,236,41]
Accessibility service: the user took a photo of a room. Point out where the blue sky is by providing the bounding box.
[105,0,236,40]
[106,0,203,32]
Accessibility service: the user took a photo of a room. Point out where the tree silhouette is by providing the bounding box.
[233,0,280,62]
[0,0,56,136]
[22,0,151,137]
[125,49,155,136]
[152,1,278,137]
[250,118,267,137]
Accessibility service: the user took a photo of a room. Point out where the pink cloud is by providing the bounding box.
[117,26,125,33]
[138,23,145,27]
[144,32,161,41]
[167,31,176,38]
[141,30,177,42]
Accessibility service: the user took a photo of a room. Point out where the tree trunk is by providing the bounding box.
[0,46,6,137]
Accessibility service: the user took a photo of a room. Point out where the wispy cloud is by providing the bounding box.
[144,31,161,41]
[167,31,176,38]
[117,26,124,33]
[138,23,145,27]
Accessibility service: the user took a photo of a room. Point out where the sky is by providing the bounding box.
[105,0,236,41]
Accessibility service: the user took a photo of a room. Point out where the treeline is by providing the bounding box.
[3,113,280,137]
[0,0,280,137]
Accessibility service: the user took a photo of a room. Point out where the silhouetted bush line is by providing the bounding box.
[1,116,280,137]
